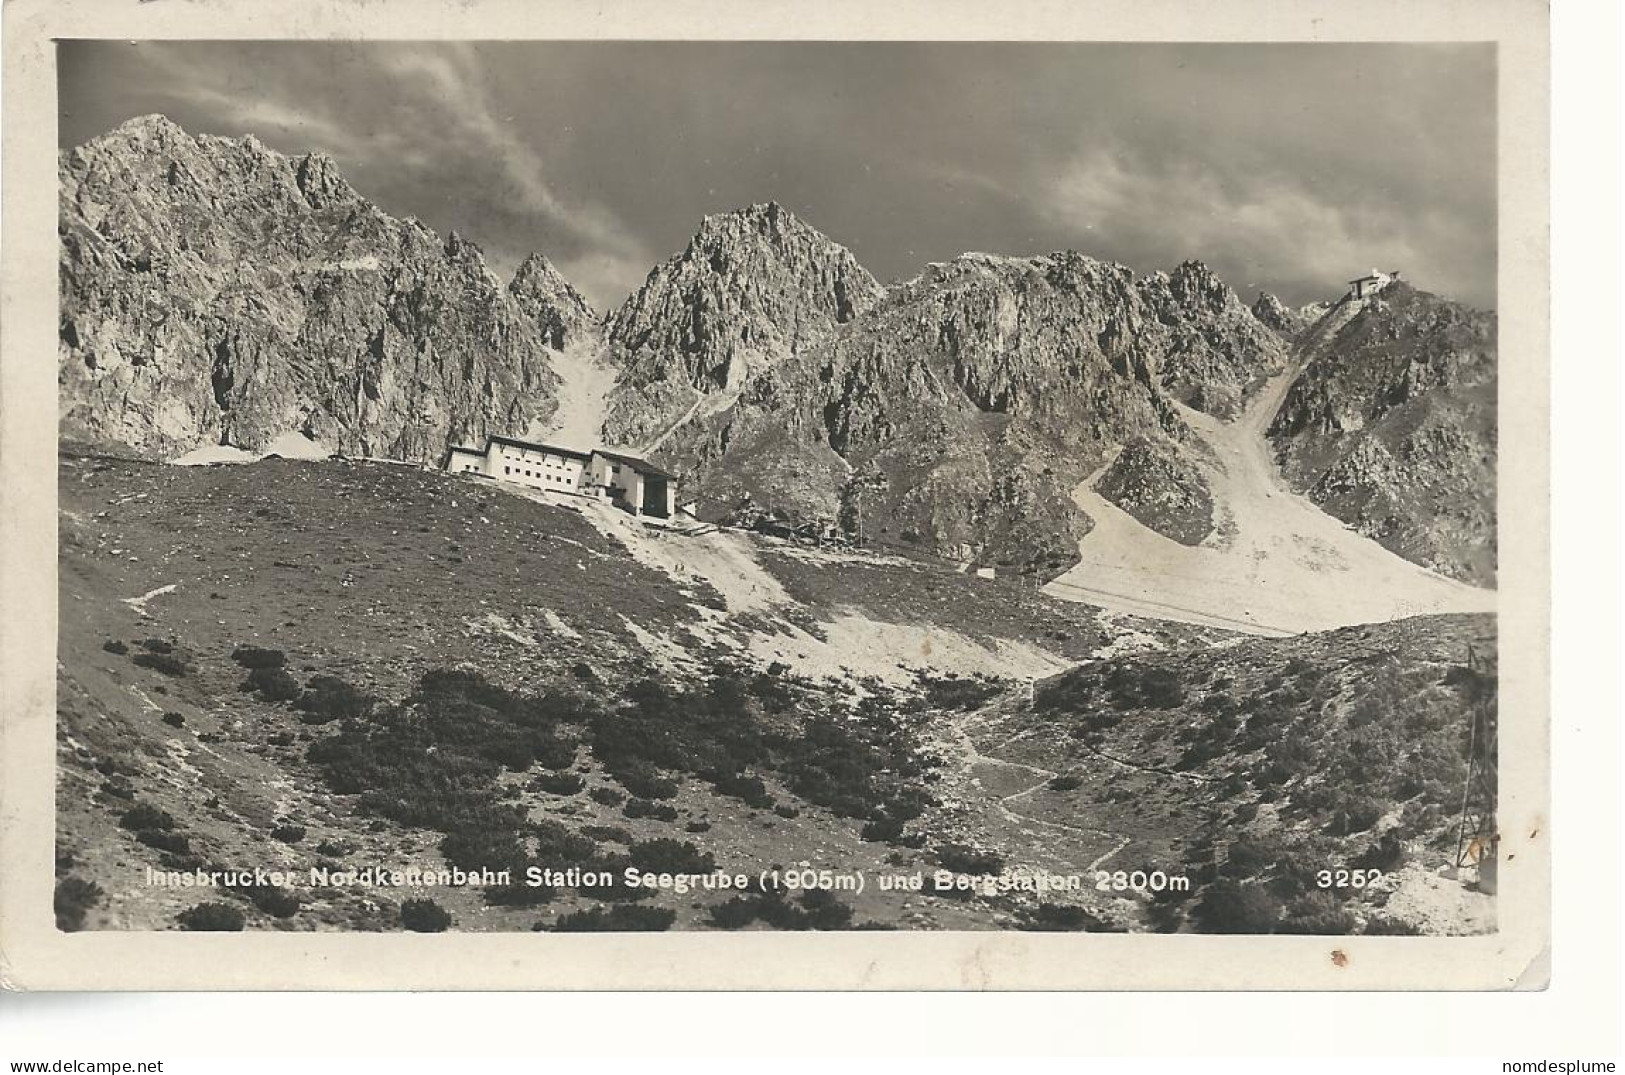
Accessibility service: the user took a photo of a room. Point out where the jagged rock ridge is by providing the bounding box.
[1095,437,1216,547]
[599,212,1296,574]
[61,117,1493,585]
[59,114,575,460]
[639,247,1281,576]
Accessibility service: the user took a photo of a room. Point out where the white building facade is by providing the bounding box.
[441,436,677,519]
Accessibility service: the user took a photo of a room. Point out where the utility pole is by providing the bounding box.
[1451,642,1499,892]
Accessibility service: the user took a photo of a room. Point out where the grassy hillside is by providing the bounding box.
[55,448,1494,935]
[950,614,1496,934]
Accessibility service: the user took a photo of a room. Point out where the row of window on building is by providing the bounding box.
[503,463,575,483]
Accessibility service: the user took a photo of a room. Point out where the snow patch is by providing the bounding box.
[746,612,1069,688]
[168,432,332,466]
[531,342,618,453]
[1046,365,1495,635]
[539,609,581,640]
[122,583,178,616]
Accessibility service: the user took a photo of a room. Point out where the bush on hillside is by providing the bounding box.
[622,798,679,822]
[704,888,852,931]
[54,877,104,931]
[176,902,246,931]
[231,645,287,670]
[135,829,191,854]
[438,828,525,874]
[613,761,681,801]
[244,666,302,703]
[1020,903,1108,932]
[532,820,598,864]
[133,652,191,677]
[400,898,453,933]
[249,885,301,919]
[1276,892,1358,935]
[549,904,676,932]
[588,787,625,807]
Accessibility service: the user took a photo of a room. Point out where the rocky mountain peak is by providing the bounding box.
[602,203,885,447]
[1250,290,1306,337]
[293,151,357,208]
[508,252,598,351]
[1133,261,1288,417]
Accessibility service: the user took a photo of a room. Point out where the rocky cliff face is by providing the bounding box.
[602,202,884,450]
[647,249,1226,577]
[59,115,568,460]
[606,210,1304,574]
[64,117,1495,586]
[1132,262,1289,418]
[1267,284,1497,585]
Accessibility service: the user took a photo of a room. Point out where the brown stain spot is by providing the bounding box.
[921,633,933,657]
[1330,949,1349,968]
[1529,825,1540,840]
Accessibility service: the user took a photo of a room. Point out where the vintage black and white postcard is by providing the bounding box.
[0,0,1549,989]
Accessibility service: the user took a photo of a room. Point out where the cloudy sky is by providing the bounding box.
[59,41,1496,312]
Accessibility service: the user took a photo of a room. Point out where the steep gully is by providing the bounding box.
[1042,361,1496,636]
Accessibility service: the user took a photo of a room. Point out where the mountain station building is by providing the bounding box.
[441,435,677,519]
[1348,268,1403,299]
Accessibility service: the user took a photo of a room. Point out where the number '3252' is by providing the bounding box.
[1316,868,1386,889]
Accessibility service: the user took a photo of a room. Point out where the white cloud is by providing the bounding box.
[1043,146,1488,305]
[375,45,653,308]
